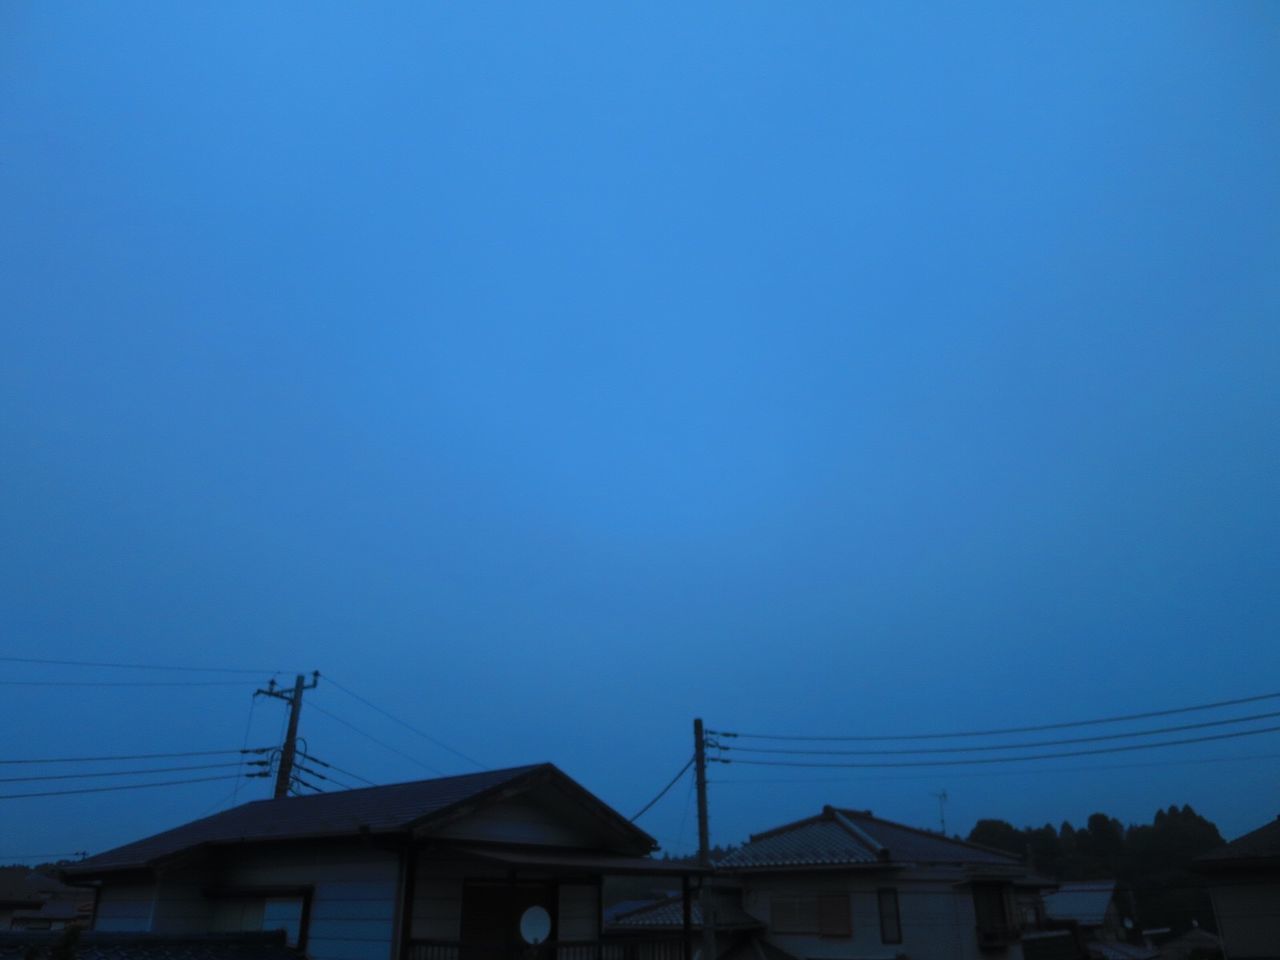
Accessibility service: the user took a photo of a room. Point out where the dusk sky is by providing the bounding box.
[2,2,1279,864]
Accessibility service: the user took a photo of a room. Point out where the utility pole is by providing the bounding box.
[693,718,716,960]
[257,672,320,799]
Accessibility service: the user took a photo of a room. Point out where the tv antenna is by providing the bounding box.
[931,789,949,835]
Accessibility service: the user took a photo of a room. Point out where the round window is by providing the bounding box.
[519,905,552,945]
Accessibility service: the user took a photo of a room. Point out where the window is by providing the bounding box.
[207,887,310,950]
[877,889,901,944]
[972,883,1018,947]
[772,895,818,933]
[771,894,850,937]
[817,894,851,937]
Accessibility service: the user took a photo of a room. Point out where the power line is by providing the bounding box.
[709,750,1280,785]
[306,701,444,776]
[290,776,324,795]
[0,747,270,766]
[325,678,486,770]
[711,690,1280,742]
[712,723,1280,769]
[716,709,1280,757]
[0,656,278,675]
[231,692,260,807]
[0,773,255,801]
[0,680,253,688]
[0,760,269,784]
[294,763,355,791]
[631,757,694,822]
[0,852,87,861]
[297,752,377,787]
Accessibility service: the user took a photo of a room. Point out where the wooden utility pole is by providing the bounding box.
[694,718,716,960]
[257,672,320,799]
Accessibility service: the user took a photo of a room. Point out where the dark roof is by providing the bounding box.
[0,868,67,905]
[1196,814,1280,868]
[67,763,653,875]
[606,895,761,930]
[0,932,295,960]
[1043,881,1117,926]
[718,805,1023,871]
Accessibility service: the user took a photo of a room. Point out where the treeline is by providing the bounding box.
[968,804,1223,933]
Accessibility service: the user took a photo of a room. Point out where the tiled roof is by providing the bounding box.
[1085,942,1159,960]
[1196,814,1280,865]
[1043,881,1116,925]
[0,932,295,960]
[718,805,1023,870]
[67,763,653,875]
[606,895,761,931]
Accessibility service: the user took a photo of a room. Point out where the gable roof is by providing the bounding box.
[65,763,654,876]
[718,805,1023,871]
[1195,814,1280,869]
[1042,881,1117,926]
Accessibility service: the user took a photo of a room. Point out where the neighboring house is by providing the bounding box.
[1041,882,1156,960]
[712,804,1063,960]
[0,868,92,932]
[606,887,773,960]
[1194,815,1280,960]
[1148,926,1222,960]
[60,764,702,960]
[1042,883,1137,943]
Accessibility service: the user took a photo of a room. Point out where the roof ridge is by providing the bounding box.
[837,808,1021,862]
[826,806,888,859]
[239,763,547,805]
[746,812,828,843]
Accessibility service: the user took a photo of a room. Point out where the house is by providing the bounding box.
[606,886,774,960]
[1039,882,1157,960]
[1042,883,1138,944]
[0,868,92,932]
[59,764,703,960]
[1194,814,1280,960]
[709,804,1065,960]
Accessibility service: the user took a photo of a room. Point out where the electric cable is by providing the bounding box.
[716,709,1280,757]
[296,752,375,787]
[0,760,269,784]
[710,690,1280,742]
[306,701,444,775]
[0,773,252,800]
[630,756,694,822]
[325,678,486,770]
[0,656,278,675]
[0,747,271,766]
[711,723,1280,769]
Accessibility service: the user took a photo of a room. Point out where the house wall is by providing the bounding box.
[408,860,600,942]
[220,844,401,960]
[93,883,155,932]
[97,845,401,960]
[740,873,1025,960]
[151,863,215,934]
[1209,881,1280,960]
[431,793,599,848]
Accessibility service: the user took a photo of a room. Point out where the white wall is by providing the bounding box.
[741,874,1025,960]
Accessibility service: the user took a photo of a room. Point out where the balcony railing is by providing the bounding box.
[408,938,688,960]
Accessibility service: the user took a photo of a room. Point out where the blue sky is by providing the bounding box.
[2,2,1279,862]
